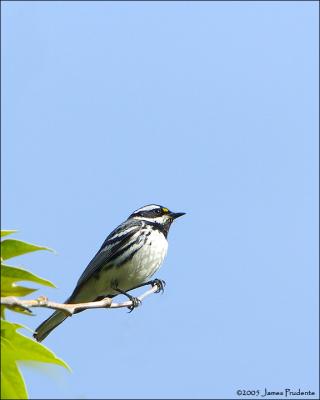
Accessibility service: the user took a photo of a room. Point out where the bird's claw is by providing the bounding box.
[152,279,166,294]
[127,297,142,313]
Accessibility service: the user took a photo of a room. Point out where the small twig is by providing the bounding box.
[0,284,160,315]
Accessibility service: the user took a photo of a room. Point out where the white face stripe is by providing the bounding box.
[134,204,161,213]
[132,215,171,224]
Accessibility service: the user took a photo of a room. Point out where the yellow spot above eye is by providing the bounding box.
[162,207,169,213]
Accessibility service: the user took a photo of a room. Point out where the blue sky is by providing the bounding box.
[2,1,319,399]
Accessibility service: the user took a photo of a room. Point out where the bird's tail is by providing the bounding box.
[33,310,69,342]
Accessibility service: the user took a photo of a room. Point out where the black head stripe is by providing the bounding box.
[129,205,168,219]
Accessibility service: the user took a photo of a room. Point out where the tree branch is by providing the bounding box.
[0,284,161,316]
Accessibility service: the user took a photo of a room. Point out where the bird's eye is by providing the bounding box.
[156,209,161,214]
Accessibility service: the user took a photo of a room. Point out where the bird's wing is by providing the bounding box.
[69,220,142,299]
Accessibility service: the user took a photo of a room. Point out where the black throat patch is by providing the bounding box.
[147,221,172,238]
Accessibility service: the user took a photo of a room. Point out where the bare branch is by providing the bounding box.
[0,284,160,315]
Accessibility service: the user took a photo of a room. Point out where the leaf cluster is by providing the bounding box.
[1,231,69,399]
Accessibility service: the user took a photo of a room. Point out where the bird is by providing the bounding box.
[34,204,185,342]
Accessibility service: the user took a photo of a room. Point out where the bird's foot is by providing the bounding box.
[111,280,142,312]
[151,279,166,293]
[127,295,142,313]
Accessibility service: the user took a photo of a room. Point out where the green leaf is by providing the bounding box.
[1,320,70,399]
[1,322,28,399]
[1,340,28,399]
[1,283,36,297]
[1,239,54,261]
[1,264,56,288]
[1,320,70,369]
[4,305,34,317]
[1,265,55,302]
[0,230,17,237]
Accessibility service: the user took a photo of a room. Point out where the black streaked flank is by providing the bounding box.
[115,246,142,268]
[109,239,142,265]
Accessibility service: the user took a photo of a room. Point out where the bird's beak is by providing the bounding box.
[169,212,186,220]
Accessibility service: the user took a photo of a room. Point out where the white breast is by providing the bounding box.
[80,228,169,300]
[126,229,168,285]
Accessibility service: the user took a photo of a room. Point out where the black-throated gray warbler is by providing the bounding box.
[34,204,185,342]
